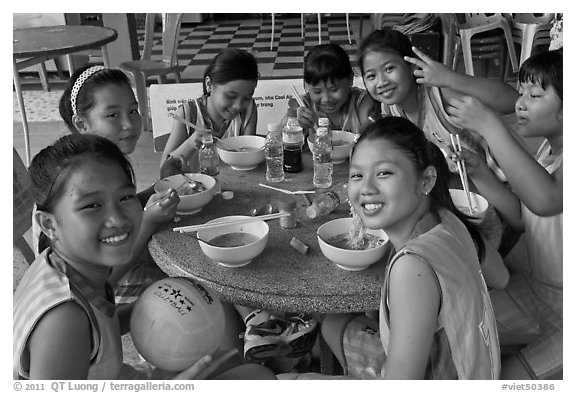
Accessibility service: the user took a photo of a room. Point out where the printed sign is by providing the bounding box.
[149,79,303,152]
[149,76,365,152]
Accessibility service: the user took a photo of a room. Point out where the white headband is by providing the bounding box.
[70,66,106,116]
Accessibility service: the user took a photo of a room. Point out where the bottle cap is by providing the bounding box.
[318,117,330,127]
[268,123,282,132]
[306,204,320,218]
[278,196,297,210]
[201,132,213,143]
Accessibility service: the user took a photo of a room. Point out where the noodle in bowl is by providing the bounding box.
[317,217,389,271]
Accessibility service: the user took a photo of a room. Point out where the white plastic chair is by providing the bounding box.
[371,13,406,30]
[453,13,518,78]
[269,14,352,50]
[300,14,352,45]
[120,13,184,132]
[511,13,554,66]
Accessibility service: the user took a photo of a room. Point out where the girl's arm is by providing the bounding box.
[160,105,202,176]
[459,149,524,230]
[357,93,379,131]
[447,96,563,216]
[384,254,440,379]
[405,46,518,114]
[242,99,258,135]
[109,189,179,284]
[28,302,92,379]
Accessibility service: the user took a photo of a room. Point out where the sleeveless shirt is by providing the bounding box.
[379,210,501,379]
[13,249,122,379]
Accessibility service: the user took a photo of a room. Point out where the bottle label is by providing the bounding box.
[283,131,304,145]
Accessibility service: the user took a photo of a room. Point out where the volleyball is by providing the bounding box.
[130,277,225,372]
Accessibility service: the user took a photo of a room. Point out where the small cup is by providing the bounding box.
[278,197,297,229]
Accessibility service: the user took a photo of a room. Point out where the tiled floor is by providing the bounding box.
[14,15,367,124]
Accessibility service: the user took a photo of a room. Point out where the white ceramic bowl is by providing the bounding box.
[307,130,356,164]
[317,217,389,271]
[154,173,216,215]
[216,135,265,171]
[197,216,269,268]
[449,189,489,224]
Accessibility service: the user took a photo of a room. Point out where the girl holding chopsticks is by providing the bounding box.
[445,49,563,380]
[160,48,259,177]
[358,28,519,181]
[15,133,275,380]
[294,43,377,134]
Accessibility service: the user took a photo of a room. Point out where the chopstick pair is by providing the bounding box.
[258,183,315,195]
[449,134,476,214]
[169,113,241,152]
[144,180,188,211]
[173,212,290,233]
[290,85,307,108]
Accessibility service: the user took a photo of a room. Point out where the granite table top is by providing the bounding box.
[149,150,392,314]
[149,148,502,314]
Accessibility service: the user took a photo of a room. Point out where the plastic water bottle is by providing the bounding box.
[282,102,304,173]
[306,182,348,218]
[265,123,285,183]
[312,126,333,188]
[199,132,219,176]
[317,115,331,137]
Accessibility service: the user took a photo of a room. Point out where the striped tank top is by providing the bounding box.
[13,249,122,379]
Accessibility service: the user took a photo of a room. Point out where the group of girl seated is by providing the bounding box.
[14,26,562,381]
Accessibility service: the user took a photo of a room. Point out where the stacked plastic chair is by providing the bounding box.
[510,13,554,66]
[120,13,184,132]
[451,13,518,80]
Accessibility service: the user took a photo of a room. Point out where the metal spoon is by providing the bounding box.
[248,203,274,216]
[196,237,215,246]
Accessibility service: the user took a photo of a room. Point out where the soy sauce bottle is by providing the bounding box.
[282,100,304,173]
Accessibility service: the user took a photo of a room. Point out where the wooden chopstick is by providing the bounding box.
[290,85,307,108]
[449,134,475,213]
[170,113,241,151]
[173,212,290,233]
[213,136,241,152]
[258,183,315,195]
[144,180,188,211]
[169,113,211,133]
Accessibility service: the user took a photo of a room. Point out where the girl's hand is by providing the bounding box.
[160,155,187,179]
[450,147,487,178]
[445,96,501,137]
[296,106,315,130]
[143,188,180,224]
[172,349,238,380]
[404,46,453,88]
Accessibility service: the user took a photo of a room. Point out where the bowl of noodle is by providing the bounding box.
[307,130,356,164]
[317,217,389,271]
[154,173,216,215]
